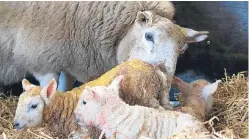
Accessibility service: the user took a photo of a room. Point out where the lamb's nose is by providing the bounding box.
[13,122,20,128]
[74,113,80,123]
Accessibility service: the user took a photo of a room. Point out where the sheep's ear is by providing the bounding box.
[108,75,124,93]
[179,27,209,43]
[22,79,35,91]
[201,80,222,100]
[136,11,153,26]
[41,79,57,105]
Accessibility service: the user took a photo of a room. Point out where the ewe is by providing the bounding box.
[0,1,208,91]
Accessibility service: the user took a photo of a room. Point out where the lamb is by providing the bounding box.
[172,76,222,121]
[0,1,209,92]
[13,79,86,138]
[74,75,208,139]
[13,59,172,138]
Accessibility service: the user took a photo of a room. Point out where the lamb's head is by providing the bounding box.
[189,79,222,99]
[74,75,124,127]
[117,11,209,77]
[13,79,57,130]
[190,79,222,112]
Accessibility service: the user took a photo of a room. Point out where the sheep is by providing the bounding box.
[13,59,172,138]
[13,78,101,139]
[172,76,222,121]
[0,1,209,92]
[74,75,208,139]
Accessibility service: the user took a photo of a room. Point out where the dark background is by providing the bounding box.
[2,2,248,97]
[173,2,248,79]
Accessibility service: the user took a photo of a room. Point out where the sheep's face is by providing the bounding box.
[117,11,209,77]
[74,76,124,127]
[14,81,44,129]
[14,79,57,130]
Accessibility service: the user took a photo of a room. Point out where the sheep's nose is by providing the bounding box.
[13,122,20,128]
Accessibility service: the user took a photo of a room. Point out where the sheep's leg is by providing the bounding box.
[33,72,59,88]
[0,84,4,93]
[57,71,75,92]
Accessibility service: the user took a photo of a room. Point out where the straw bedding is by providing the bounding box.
[0,71,247,139]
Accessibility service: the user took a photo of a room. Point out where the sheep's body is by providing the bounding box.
[172,76,221,121]
[0,1,174,86]
[0,1,209,92]
[74,76,207,139]
[14,59,171,138]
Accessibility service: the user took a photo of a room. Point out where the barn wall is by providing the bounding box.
[173,2,248,79]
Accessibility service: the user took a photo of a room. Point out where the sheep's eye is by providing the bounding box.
[31,104,38,109]
[145,33,154,42]
[82,100,87,105]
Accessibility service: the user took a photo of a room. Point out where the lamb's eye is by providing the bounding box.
[82,100,87,105]
[31,104,38,109]
[145,33,154,42]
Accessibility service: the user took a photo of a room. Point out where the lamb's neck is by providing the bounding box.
[97,102,130,135]
[43,92,78,125]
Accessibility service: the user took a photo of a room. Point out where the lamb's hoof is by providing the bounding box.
[158,106,165,111]
[68,130,91,139]
[162,104,173,110]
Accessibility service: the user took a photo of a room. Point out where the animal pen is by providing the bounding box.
[0,1,248,139]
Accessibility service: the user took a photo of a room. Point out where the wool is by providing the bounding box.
[74,77,208,139]
[14,59,172,138]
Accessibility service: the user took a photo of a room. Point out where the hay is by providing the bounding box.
[207,70,248,138]
[0,71,248,139]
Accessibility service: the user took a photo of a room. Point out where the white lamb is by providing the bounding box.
[74,75,208,139]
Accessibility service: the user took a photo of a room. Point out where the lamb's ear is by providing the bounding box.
[108,75,124,93]
[41,79,57,105]
[179,26,209,43]
[172,76,186,87]
[22,79,35,91]
[84,86,99,100]
[201,80,222,100]
[136,11,153,26]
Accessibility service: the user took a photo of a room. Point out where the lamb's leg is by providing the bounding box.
[148,98,165,110]
[156,69,173,110]
[33,72,59,88]
[68,128,92,139]
[159,87,173,110]
[57,71,75,92]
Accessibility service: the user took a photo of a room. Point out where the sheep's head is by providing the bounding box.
[13,79,57,130]
[117,11,209,77]
[74,75,124,128]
